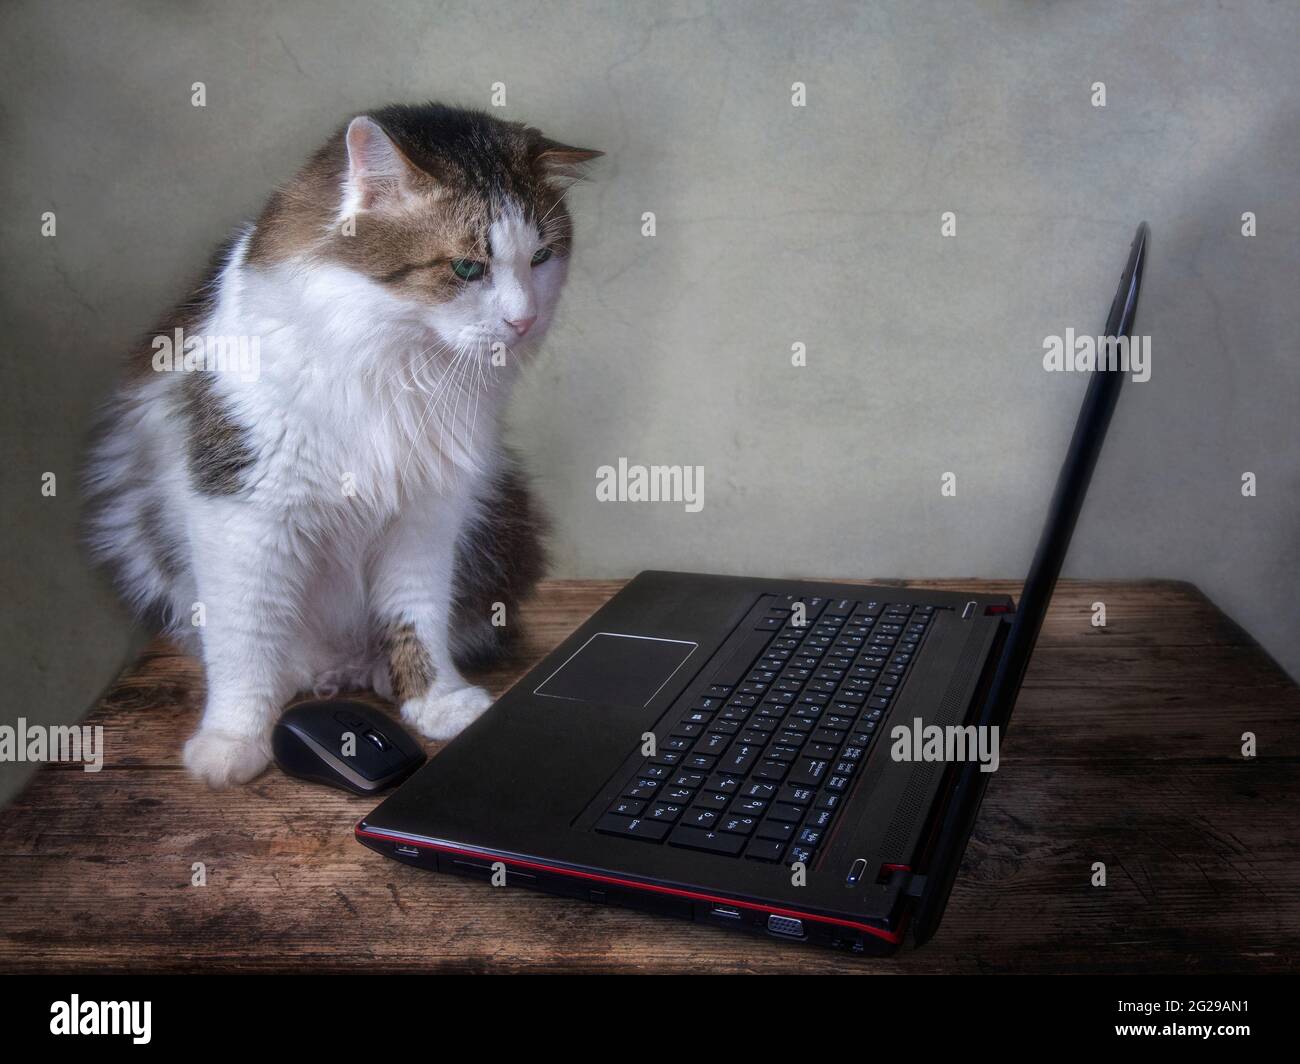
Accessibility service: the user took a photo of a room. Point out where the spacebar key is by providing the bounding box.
[667,825,747,856]
[711,629,775,688]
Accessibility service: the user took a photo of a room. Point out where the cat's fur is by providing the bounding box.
[83,104,598,786]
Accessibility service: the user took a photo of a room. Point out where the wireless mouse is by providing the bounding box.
[272,700,426,795]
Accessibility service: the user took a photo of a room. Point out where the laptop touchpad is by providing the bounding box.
[534,633,697,708]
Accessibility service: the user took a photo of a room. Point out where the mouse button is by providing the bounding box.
[362,729,390,752]
[333,710,369,730]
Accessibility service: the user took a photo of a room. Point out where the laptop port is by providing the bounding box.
[766,914,805,938]
[394,844,420,858]
[710,905,742,921]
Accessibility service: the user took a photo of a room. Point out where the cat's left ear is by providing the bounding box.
[529,136,603,182]
[344,116,424,210]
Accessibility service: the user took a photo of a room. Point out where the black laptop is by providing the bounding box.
[357,224,1149,955]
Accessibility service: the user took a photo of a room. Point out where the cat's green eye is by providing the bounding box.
[451,259,486,281]
[531,246,553,267]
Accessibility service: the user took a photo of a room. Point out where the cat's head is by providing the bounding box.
[252,104,600,359]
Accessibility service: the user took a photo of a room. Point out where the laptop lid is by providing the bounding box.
[911,222,1149,944]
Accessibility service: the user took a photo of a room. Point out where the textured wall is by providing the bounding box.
[2,0,1298,802]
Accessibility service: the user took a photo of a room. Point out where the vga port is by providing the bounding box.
[766,914,806,938]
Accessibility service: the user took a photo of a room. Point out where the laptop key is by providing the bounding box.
[767,803,805,824]
[824,598,856,618]
[720,745,761,774]
[699,733,730,755]
[648,751,683,766]
[777,785,815,806]
[609,798,645,816]
[706,773,743,794]
[755,818,796,841]
[745,838,787,862]
[798,826,824,847]
[668,825,747,856]
[683,808,720,828]
[788,758,829,787]
[595,813,671,841]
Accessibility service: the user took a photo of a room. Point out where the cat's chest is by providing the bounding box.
[244,372,492,513]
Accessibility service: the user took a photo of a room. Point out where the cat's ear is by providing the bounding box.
[343,116,423,210]
[529,136,603,182]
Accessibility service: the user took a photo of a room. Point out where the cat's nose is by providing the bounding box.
[505,315,537,337]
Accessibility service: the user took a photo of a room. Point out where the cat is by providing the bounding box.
[83,103,599,787]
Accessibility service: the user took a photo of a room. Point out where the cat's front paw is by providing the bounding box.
[400,685,494,741]
[183,728,270,788]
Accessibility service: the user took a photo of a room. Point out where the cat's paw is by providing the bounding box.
[183,728,270,788]
[400,685,494,741]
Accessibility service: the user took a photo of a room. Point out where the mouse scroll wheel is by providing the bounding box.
[363,730,390,751]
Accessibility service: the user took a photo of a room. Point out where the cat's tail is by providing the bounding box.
[81,385,193,637]
[449,451,548,671]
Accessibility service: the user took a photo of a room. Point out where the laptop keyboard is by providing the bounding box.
[593,594,941,865]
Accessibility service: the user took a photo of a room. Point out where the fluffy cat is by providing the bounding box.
[83,103,599,787]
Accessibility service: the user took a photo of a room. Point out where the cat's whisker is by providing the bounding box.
[373,336,456,432]
[413,345,473,483]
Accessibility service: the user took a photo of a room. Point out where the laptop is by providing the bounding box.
[357,223,1149,954]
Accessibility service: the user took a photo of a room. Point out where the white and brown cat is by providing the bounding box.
[84,104,599,786]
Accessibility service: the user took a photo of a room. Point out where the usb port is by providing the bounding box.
[394,844,420,858]
[711,905,742,920]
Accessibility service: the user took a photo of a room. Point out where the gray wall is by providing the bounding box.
[3,0,1298,803]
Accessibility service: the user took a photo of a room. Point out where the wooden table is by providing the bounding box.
[2,579,1296,974]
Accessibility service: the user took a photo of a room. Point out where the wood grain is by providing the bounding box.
[1,579,1296,973]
